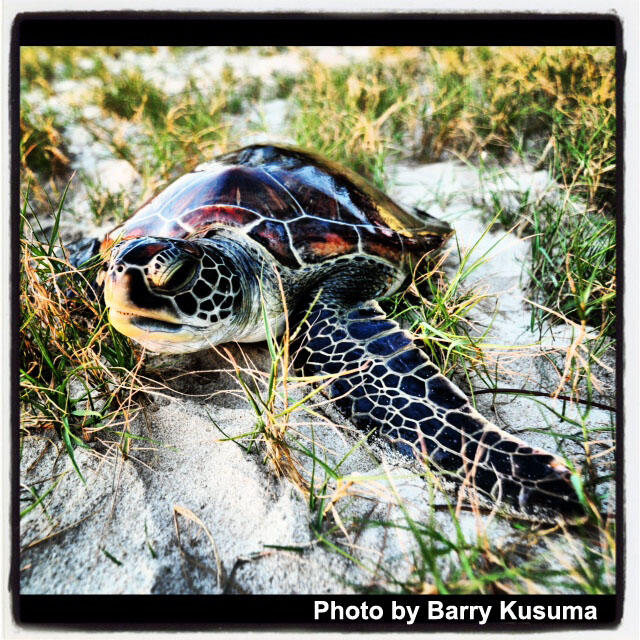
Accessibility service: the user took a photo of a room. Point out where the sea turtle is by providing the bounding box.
[74,144,583,520]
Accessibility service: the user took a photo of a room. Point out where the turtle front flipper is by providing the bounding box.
[294,296,584,521]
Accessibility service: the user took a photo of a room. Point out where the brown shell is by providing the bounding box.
[103,144,452,268]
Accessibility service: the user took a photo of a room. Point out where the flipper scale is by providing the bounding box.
[295,296,584,520]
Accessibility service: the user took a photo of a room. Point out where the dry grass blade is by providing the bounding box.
[173,504,224,587]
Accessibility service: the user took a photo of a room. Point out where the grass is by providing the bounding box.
[20,101,70,178]
[385,217,508,378]
[82,174,138,225]
[291,55,415,188]
[415,47,616,335]
[100,69,169,126]
[19,45,616,595]
[19,100,71,213]
[210,274,316,488]
[20,46,157,86]
[84,75,232,197]
[290,46,615,335]
[528,199,616,337]
[415,47,616,211]
[20,179,143,476]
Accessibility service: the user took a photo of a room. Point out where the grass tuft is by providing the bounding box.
[101,69,168,126]
[20,179,142,476]
[291,57,414,188]
[528,199,615,336]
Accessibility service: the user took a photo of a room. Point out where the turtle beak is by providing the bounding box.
[104,239,187,332]
[104,268,183,332]
[104,237,210,348]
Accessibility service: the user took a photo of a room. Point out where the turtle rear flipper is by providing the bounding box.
[66,237,101,269]
[64,237,103,300]
[294,295,584,521]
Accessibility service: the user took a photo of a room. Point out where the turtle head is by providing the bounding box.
[104,236,245,353]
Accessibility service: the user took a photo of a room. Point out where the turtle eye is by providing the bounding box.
[150,259,197,292]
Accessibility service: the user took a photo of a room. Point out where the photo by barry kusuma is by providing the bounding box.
[15,17,619,628]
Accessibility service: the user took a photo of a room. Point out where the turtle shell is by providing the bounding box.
[104,144,453,269]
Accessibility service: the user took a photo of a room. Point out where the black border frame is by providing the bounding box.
[9,11,625,631]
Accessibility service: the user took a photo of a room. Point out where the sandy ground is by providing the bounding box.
[19,47,616,595]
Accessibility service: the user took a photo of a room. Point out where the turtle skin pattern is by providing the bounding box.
[295,296,583,518]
